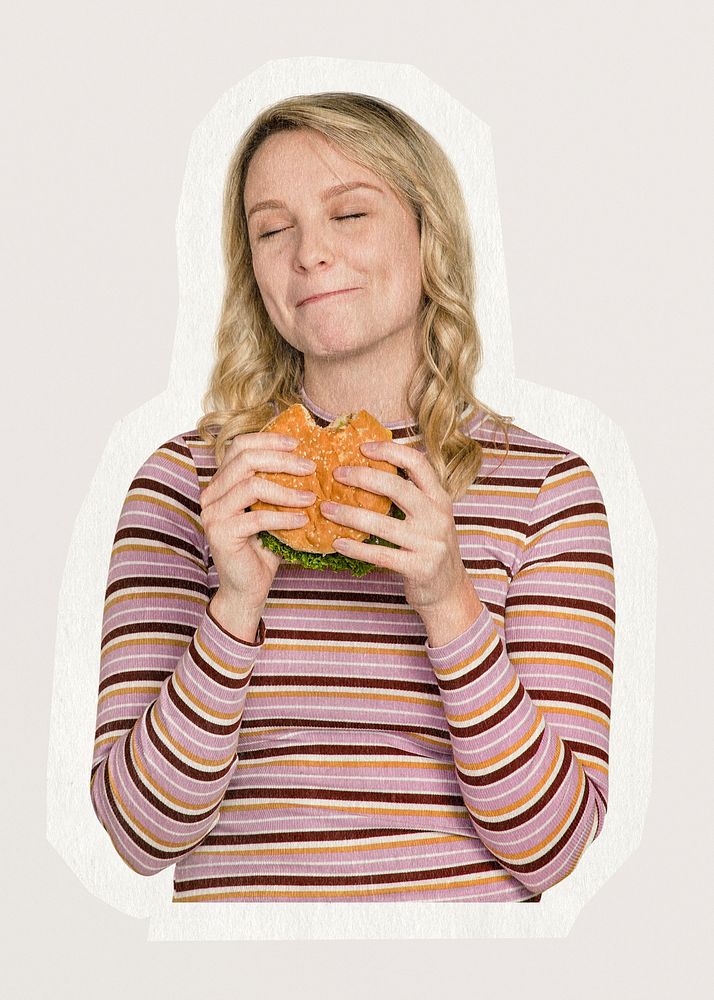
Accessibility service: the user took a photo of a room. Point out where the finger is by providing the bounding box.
[331,534,411,574]
[332,464,418,517]
[359,440,443,502]
[203,445,314,507]
[209,507,310,545]
[204,475,315,523]
[320,500,411,550]
[216,432,299,479]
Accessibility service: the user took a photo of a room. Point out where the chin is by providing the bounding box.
[297,329,373,356]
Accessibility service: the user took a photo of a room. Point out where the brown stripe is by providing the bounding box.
[528,501,606,536]
[224,785,464,805]
[506,639,614,671]
[144,702,237,783]
[464,744,574,835]
[102,753,191,862]
[113,526,204,561]
[165,672,243,737]
[260,629,428,646]
[98,669,172,696]
[121,727,220,825]
[129,477,202,516]
[507,594,615,624]
[526,689,611,718]
[518,549,614,571]
[454,726,547,794]
[203,827,441,845]
[174,859,503,891]
[548,455,587,475]
[435,639,503,692]
[267,587,410,606]
[95,717,144,739]
[101,620,196,650]
[105,575,207,600]
[566,740,609,764]
[161,440,193,459]
[471,473,547,488]
[247,674,439,695]
[185,636,254,692]
[507,770,593,876]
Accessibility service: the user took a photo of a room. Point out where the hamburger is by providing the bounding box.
[249,403,407,576]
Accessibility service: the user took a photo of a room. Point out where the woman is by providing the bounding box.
[90,93,616,903]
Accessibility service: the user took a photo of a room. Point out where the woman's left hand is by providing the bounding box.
[322,439,470,616]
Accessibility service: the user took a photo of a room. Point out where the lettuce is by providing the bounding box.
[258,504,407,577]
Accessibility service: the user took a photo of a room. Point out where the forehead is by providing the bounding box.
[243,129,383,203]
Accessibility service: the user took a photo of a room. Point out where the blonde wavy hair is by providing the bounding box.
[197,91,512,500]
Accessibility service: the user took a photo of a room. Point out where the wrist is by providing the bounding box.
[208,591,265,645]
[418,575,484,647]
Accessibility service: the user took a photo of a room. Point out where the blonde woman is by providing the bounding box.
[90,93,616,903]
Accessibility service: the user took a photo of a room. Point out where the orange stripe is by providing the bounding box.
[98,684,163,704]
[104,591,208,611]
[100,636,191,660]
[452,712,543,773]
[514,563,614,581]
[129,732,227,813]
[173,873,516,901]
[233,758,454,771]
[447,672,520,724]
[151,702,238,768]
[194,833,468,857]
[222,801,467,818]
[245,689,441,707]
[107,751,207,849]
[122,493,201,530]
[507,607,615,636]
[510,654,612,681]
[478,763,587,863]
[458,727,563,820]
[430,631,499,679]
[538,704,611,728]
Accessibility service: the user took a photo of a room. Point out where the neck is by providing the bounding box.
[300,333,420,427]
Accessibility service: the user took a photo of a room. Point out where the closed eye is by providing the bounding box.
[258,213,368,240]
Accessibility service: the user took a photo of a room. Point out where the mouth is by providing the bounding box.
[297,287,360,307]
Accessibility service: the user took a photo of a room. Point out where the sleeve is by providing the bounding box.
[425,453,615,895]
[89,434,266,876]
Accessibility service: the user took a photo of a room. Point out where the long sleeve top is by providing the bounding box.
[90,386,616,903]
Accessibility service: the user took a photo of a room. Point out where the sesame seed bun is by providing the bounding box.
[249,403,399,555]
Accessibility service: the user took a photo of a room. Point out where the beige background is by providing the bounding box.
[3,0,711,995]
[46,58,655,942]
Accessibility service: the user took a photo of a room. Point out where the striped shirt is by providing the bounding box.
[90,388,615,902]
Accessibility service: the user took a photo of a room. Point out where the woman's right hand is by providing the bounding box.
[199,432,316,621]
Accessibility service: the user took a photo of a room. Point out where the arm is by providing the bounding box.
[89,434,265,876]
[424,454,615,895]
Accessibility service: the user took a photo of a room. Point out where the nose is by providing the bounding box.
[292,222,334,272]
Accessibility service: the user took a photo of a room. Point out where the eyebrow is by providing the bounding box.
[246,181,384,220]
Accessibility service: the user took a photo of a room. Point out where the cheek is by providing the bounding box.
[252,256,285,310]
[382,227,422,304]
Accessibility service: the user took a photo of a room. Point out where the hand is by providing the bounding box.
[322,440,471,616]
[199,432,317,615]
